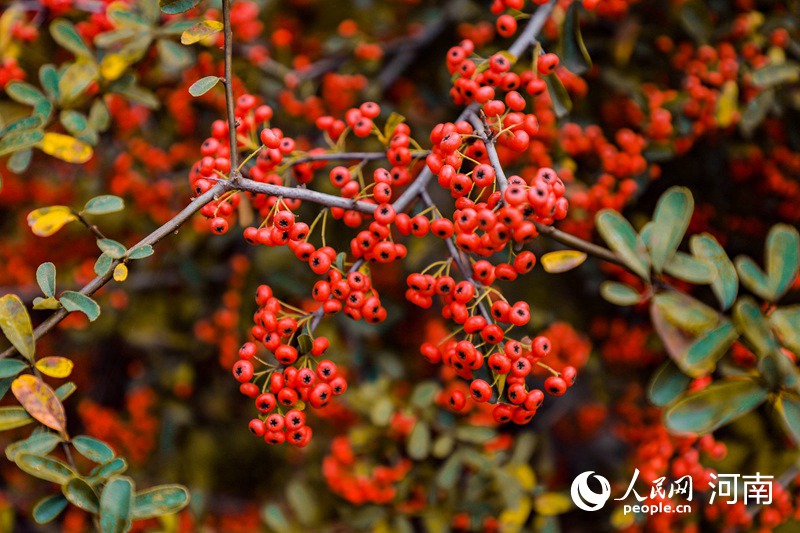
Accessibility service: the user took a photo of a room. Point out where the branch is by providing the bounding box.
[282,150,428,167]
[0,182,229,359]
[221,0,240,184]
[231,177,378,213]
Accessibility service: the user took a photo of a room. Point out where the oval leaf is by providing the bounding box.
[733,297,776,357]
[15,453,75,484]
[32,494,68,524]
[735,256,773,301]
[777,393,800,444]
[652,291,719,335]
[128,244,154,260]
[38,132,93,163]
[97,239,126,259]
[35,356,74,378]
[60,291,101,322]
[131,485,190,520]
[599,281,641,306]
[188,76,220,97]
[648,361,692,407]
[650,187,694,273]
[5,432,62,461]
[95,253,114,276]
[113,263,128,282]
[0,406,35,430]
[771,305,800,356]
[595,209,650,280]
[89,457,129,483]
[36,262,57,298]
[73,435,115,463]
[27,206,77,237]
[159,0,201,15]
[562,1,592,75]
[407,421,431,460]
[181,20,223,44]
[664,378,768,435]
[663,252,716,285]
[84,195,125,215]
[64,477,100,513]
[0,359,28,378]
[766,223,800,301]
[11,375,67,433]
[540,250,587,273]
[690,233,738,310]
[682,321,738,378]
[100,476,134,533]
[0,294,35,361]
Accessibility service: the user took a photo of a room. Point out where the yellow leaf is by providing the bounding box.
[11,374,67,434]
[610,505,636,530]
[0,6,23,57]
[499,498,531,532]
[540,250,588,273]
[27,206,77,237]
[506,463,536,491]
[100,54,128,81]
[113,263,128,282]
[38,133,93,164]
[715,80,739,128]
[534,492,572,516]
[181,20,224,45]
[35,356,74,378]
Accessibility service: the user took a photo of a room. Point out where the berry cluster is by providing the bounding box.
[231,284,347,447]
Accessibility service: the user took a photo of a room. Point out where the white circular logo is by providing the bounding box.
[571,471,611,511]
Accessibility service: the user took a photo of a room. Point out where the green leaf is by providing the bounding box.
[0,115,44,137]
[0,294,35,361]
[188,75,220,97]
[752,62,800,88]
[60,291,101,322]
[60,110,89,137]
[679,0,712,43]
[435,453,463,489]
[88,458,129,483]
[599,281,641,306]
[407,421,431,460]
[59,60,99,102]
[664,251,716,284]
[733,297,776,357]
[51,19,93,57]
[664,378,768,435]
[97,239,127,259]
[690,234,738,310]
[5,82,46,106]
[297,334,313,354]
[777,393,800,444]
[652,291,719,335]
[5,432,62,461]
[771,306,800,356]
[131,484,190,520]
[82,194,125,215]
[127,244,154,260]
[55,382,77,401]
[544,73,572,119]
[0,359,27,378]
[95,253,115,276]
[735,255,773,301]
[63,477,100,513]
[648,361,692,407]
[454,426,496,444]
[286,480,318,526]
[766,224,799,301]
[7,148,32,173]
[100,476,134,533]
[740,89,773,137]
[33,99,53,121]
[0,129,45,157]
[37,262,56,298]
[157,39,192,68]
[650,187,694,273]
[682,321,738,377]
[15,453,75,484]
[595,209,650,280]
[410,382,439,408]
[0,406,35,430]
[262,504,291,533]
[88,100,111,131]
[562,1,591,75]
[159,0,202,15]
[32,494,68,524]
[39,64,61,100]
[73,435,115,463]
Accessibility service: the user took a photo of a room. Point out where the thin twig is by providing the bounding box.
[221,0,240,184]
[71,210,108,241]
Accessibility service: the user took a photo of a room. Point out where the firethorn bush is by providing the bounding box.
[1,0,800,531]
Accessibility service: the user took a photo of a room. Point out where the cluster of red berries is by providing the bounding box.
[231,284,347,446]
[0,58,26,89]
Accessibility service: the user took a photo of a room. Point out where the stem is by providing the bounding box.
[221,0,240,184]
[72,210,108,241]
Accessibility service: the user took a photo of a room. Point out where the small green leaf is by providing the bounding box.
[648,361,692,407]
[679,0,712,43]
[0,359,27,378]
[0,116,44,137]
[766,223,799,301]
[733,297,776,357]
[5,432,62,461]
[39,64,60,100]
[771,306,800,355]
[131,484,190,520]
[544,73,572,119]
[562,1,592,75]
[435,453,463,489]
[60,110,89,137]
[664,252,716,284]
[752,62,800,88]
[5,82,46,106]
[740,89,774,137]
[682,321,738,378]
[55,382,77,401]
[188,76,220,97]
[454,426,496,444]
[32,494,68,524]
[88,458,129,483]
[410,382,440,408]
[83,194,125,215]
[735,255,773,301]
[407,421,431,460]
[297,334,313,354]
[652,291,719,335]
[0,294,35,361]
[100,476,134,533]
[64,477,100,513]
[60,291,101,322]
[95,253,114,276]
[97,239,127,259]
[599,281,641,306]
[127,244,154,260]
[690,233,738,310]
[15,453,75,484]
[159,0,202,14]
[595,209,650,280]
[8,148,33,173]
[650,187,694,273]
[0,406,35,430]
[777,393,800,444]
[88,100,111,131]
[287,480,318,526]
[72,435,115,463]
[51,19,93,58]
[37,262,56,298]
[0,129,45,157]
[664,378,767,435]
